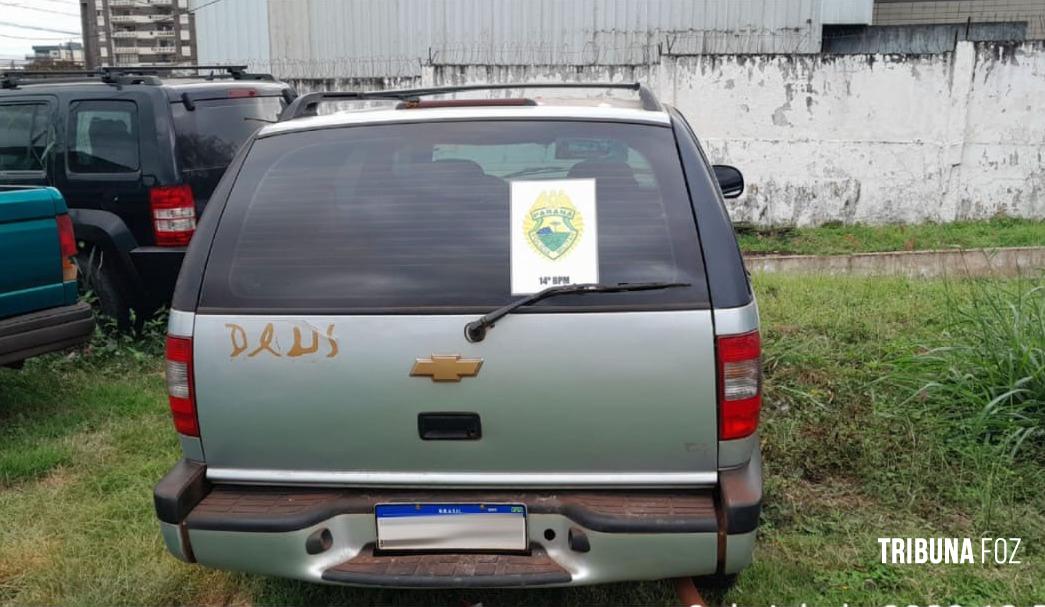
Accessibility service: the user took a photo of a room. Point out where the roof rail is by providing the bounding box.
[1,64,273,90]
[1,70,158,89]
[124,64,276,81]
[279,82,663,121]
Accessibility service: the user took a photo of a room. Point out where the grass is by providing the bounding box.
[1,275,1044,605]
[736,217,1045,256]
[886,280,1044,460]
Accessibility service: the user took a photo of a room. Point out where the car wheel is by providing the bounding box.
[77,249,132,332]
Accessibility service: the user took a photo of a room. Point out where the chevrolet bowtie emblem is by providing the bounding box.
[410,355,483,382]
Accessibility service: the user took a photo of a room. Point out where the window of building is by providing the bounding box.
[67,100,140,174]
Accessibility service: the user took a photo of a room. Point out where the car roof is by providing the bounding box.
[258,97,671,138]
[0,81,139,95]
[0,78,286,98]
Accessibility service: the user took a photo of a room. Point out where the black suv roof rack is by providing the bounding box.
[279,82,663,121]
[1,65,273,90]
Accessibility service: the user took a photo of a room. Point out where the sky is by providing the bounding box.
[0,0,84,64]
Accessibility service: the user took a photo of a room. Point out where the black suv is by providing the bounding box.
[0,66,295,328]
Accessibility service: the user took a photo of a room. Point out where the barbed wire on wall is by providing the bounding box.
[218,27,819,80]
[226,25,1045,83]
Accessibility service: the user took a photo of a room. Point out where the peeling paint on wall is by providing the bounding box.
[289,40,1045,226]
[666,41,1045,225]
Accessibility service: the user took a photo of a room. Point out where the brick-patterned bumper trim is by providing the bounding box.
[186,486,718,534]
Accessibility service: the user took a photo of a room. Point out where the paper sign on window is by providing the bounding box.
[509,179,598,295]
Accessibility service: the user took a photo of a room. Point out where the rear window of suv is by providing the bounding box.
[199,120,709,313]
[171,96,284,196]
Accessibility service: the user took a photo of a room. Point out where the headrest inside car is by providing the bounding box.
[566,160,640,189]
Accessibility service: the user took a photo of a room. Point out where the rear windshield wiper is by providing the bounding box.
[464,281,690,342]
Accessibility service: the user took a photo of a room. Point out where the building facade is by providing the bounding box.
[191,0,877,79]
[190,0,1042,81]
[79,0,197,68]
[874,0,1045,39]
[26,43,85,66]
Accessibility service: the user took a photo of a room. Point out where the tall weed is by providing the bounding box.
[891,278,1044,459]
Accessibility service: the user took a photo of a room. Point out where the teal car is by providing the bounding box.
[0,187,94,367]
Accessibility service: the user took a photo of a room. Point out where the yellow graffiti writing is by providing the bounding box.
[325,324,338,358]
[288,326,318,357]
[226,323,248,357]
[248,323,281,357]
[225,323,339,359]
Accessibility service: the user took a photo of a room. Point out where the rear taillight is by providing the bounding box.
[716,330,762,440]
[165,335,199,436]
[150,185,196,246]
[55,214,78,281]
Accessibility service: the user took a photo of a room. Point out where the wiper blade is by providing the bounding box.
[464,281,690,342]
[503,166,565,179]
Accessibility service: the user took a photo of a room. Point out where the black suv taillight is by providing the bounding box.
[150,185,196,246]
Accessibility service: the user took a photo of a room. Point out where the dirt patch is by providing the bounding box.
[0,537,58,589]
[191,575,255,607]
[782,478,867,513]
[37,467,75,490]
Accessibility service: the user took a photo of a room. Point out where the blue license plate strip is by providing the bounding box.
[376,503,527,518]
[375,503,528,551]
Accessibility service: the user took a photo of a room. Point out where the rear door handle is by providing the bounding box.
[417,413,481,440]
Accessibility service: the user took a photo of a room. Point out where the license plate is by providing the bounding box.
[375,503,527,552]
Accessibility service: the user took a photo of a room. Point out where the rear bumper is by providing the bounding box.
[155,455,762,587]
[129,246,185,308]
[0,302,94,366]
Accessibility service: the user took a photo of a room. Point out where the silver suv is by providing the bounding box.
[153,83,762,589]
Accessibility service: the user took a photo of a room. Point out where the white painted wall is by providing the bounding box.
[415,41,1045,225]
[667,41,1045,225]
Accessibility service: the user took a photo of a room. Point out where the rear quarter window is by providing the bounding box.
[67,100,140,173]
[199,120,709,313]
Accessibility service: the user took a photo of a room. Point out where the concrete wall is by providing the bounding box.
[288,40,1045,226]
[822,22,1028,54]
[661,40,1045,225]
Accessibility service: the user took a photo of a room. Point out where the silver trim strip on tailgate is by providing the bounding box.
[713,300,759,336]
[206,469,718,488]
[168,309,195,338]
